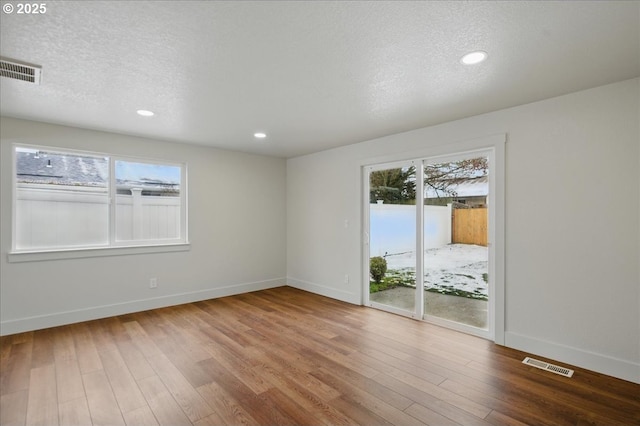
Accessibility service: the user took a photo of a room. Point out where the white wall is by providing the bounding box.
[1,117,287,334]
[286,78,640,383]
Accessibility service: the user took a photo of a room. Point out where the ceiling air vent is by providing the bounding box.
[522,357,574,378]
[0,57,42,85]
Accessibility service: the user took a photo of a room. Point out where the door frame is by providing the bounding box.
[360,134,505,343]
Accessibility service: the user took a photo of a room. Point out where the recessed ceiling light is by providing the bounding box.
[136,109,155,117]
[254,132,267,139]
[461,51,488,65]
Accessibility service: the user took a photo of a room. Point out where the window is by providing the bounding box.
[114,160,182,242]
[13,145,187,254]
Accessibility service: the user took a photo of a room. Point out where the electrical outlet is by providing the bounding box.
[149,278,158,289]
[344,274,349,284]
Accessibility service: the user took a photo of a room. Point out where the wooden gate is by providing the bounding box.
[452,207,487,246]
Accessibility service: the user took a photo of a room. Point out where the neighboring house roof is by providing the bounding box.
[16,151,108,187]
[425,176,488,198]
[15,151,179,192]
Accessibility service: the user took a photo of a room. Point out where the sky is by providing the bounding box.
[115,160,180,183]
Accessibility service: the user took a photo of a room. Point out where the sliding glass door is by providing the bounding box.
[365,149,495,338]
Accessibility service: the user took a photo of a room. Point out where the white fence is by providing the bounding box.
[15,186,180,250]
[369,203,451,257]
[116,189,180,241]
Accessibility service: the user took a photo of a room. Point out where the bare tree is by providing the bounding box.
[424,157,488,198]
[369,158,488,203]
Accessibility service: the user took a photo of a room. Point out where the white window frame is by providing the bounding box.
[9,144,189,263]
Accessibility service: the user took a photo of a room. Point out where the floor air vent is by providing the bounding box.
[522,357,574,377]
[0,57,42,84]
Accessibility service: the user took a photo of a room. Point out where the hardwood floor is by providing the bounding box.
[1,287,639,426]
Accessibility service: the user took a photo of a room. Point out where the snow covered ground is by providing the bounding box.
[384,244,488,299]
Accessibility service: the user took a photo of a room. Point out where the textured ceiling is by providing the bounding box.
[1,1,639,158]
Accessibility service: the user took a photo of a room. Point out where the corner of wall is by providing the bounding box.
[286,277,360,306]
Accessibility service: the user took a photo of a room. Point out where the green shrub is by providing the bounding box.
[370,256,387,283]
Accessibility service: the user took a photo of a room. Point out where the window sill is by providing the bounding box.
[7,243,191,263]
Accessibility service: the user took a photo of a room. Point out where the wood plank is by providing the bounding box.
[25,364,58,426]
[0,390,28,426]
[411,399,495,426]
[373,371,492,419]
[115,337,156,381]
[404,402,462,426]
[198,356,300,426]
[122,405,160,426]
[359,323,474,367]
[196,381,260,426]
[347,348,446,387]
[151,309,212,362]
[193,411,229,426]
[200,339,272,394]
[145,353,214,422]
[242,331,341,402]
[82,370,126,426]
[438,376,576,425]
[58,397,92,426]
[122,321,164,359]
[100,349,148,414]
[485,409,531,426]
[1,341,33,395]
[241,328,319,373]
[198,323,256,360]
[327,394,394,426]
[252,362,355,426]
[237,312,359,377]
[2,332,33,346]
[86,320,119,353]
[194,300,253,334]
[55,358,85,403]
[29,329,55,369]
[0,337,12,364]
[137,375,192,426]
[70,323,103,374]
[302,350,414,411]
[259,387,325,426]
[52,326,77,362]
[152,333,216,388]
[310,367,425,426]
[173,304,217,331]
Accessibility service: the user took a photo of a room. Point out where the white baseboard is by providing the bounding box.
[287,277,360,305]
[505,331,640,384]
[0,278,285,336]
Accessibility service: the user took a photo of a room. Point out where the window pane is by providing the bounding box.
[15,147,109,250]
[114,160,181,241]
